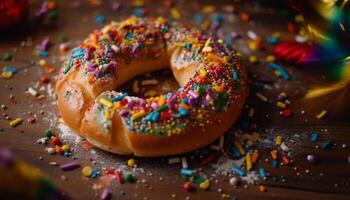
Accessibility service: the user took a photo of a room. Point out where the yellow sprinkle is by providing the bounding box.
[202,5,215,13]
[58,118,66,124]
[199,179,210,190]
[200,20,210,30]
[202,38,212,52]
[132,0,144,7]
[131,110,146,120]
[127,159,136,167]
[1,71,13,79]
[213,85,223,93]
[82,166,93,177]
[234,141,245,156]
[99,98,113,108]
[61,145,70,152]
[316,110,327,119]
[246,153,252,171]
[144,90,157,97]
[9,118,23,127]
[113,102,121,110]
[275,135,282,146]
[276,101,286,109]
[199,68,207,78]
[248,55,259,64]
[170,8,181,20]
[274,70,282,76]
[266,55,275,62]
[104,109,111,120]
[158,96,166,106]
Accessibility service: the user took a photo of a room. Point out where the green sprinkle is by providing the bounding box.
[45,128,53,138]
[2,53,12,61]
[48,10,58,21]
[124,173,134,182]
[215,93,228,111]
[59,34,68,42]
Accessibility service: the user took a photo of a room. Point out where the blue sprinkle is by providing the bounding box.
[232,196,238,200]
[310,132,318,142]
[111,93,128,102]
[185,41,191,50]
[4,67,17,74]
[232,166,245,176]
[267,37,279,45]
[231,70,238,80]
[39,51,48,58]
[134,8,144,17]
[211,13,224,24]
[125,32,134,40]
[272,160,279,169]
[230,147,241,158]
[259,168,266,178]
[194,14,203,25]
[321,139,332,149]
[179,107,189,117]
[151,111,160,122]
[225,36,234,47]
[95,15,105,24]
[268,62,290,80]
[180,168,193,176]
[72,48,85,58]
[91,169,98,178]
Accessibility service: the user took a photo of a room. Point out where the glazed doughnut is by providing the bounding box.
[55,17,248,157]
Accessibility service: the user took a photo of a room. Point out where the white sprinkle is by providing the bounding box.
[247,30,258,40]
[27,87,38,97]
[280,142,289,152]
[256,92,268,102]
[47,147,55,155]
[210,145,220,151]
[229,177,240,186]
[181,157,188,169]
[295,35,308,43]
[141,79,158,86]
[37,137,48,145]
[111,45,120,53]
[168,157,180,164]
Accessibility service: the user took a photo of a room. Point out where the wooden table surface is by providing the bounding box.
[0,1,349,200]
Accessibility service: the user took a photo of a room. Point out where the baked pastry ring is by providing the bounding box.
[55,17,248,157]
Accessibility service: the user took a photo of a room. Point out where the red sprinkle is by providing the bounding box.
[115,170,124,183]
[183,182,194,192]
[40,76,50,84]
[51,136,61,145]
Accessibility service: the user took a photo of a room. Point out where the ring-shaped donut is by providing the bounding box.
[55,17,248,156]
